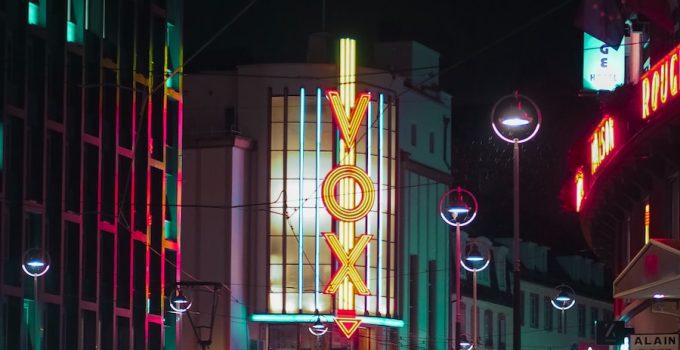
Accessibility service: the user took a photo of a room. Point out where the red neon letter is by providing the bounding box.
[671,54,678,97]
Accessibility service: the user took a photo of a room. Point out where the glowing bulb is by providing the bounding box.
[653,293,665,299]
[501,115,531,126]
[27,260,46,267]
[448,206,470,215]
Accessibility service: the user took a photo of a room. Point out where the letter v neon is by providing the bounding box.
[327,91,371,150]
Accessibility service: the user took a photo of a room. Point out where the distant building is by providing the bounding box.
[182,37,453,349]
[0,0,184,349]
[455,235,613,350]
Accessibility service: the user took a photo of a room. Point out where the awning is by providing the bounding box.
[614,239,680,299]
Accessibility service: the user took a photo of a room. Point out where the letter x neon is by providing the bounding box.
[323,233,371,295]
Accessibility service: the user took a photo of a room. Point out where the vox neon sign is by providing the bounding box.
[319,36,374,339]
[321,89,374,338]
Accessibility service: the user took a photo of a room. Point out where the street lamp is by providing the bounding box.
[169,287,193,314]
[491,91,541,350]
[461,239,491,350]
[22,248,50,350]
[439,187,478,350]
[308,310,329,337]
[551,284,575,333]
[459,334,472,350]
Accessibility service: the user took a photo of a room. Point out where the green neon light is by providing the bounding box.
[66,21,77,43]
[28,2,39,25]
[250,313,404,328]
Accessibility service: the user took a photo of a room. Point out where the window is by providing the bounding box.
[544,297,553,331]
[484,310,493,347]
[461,302,467,337]
[520,292,525,326]
[530,293,539,328]
[578,304,586,337]
[498,314,507,350]
[591,307,599,338]
[428,261,436,349]
[411,124,417,146]
[429,132,435,153]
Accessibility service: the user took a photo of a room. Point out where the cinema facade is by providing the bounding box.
[181,38,454,349]
[570,41,680,337]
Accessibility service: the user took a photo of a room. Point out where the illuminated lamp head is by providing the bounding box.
[491,91,541,144]
[500,101,534,127]
[653,293,665,299]
[461,239,491,272]
[22,248,51,277]
[169,288,192,314]
[465,244,485,262]
[308,310,329,337]
[550,284,576,311]
[439,187,478,227]
[459,335,472,350]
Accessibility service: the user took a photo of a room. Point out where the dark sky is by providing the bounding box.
[185,0,604,253]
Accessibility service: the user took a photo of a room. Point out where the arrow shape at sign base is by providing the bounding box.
[335,309,362,338]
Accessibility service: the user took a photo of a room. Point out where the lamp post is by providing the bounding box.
[461,239,491,350]
[439,187,478,350]
[551,284,576,333]
[22,248,50,350]
[491,91,541,350]
[169,281,222,350]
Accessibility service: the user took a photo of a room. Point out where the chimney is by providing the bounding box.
[306,32,333,63]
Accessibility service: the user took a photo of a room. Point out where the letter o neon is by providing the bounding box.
[322,165,375,222]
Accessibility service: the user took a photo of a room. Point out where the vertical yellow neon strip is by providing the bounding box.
[338,38,357,310]
[645,203,650,243]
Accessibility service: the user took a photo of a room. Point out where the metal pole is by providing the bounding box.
[34,276,40,349]
[455,224,462,350]
[473,271,478,350]
[512,139,521,350]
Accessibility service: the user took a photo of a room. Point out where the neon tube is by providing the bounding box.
[366,101,372,297]
[250,313,404,327]
[315,88,321,308]
[299,88,305,310]
[378,93,384,313]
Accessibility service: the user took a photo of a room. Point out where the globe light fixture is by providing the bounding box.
[169,287,192,314]
[459,334,472,350]
[439,187,478,227]
[22,248,51,277]
[551,284,576,311]
[490,91,541,144]
[308,310,329,337]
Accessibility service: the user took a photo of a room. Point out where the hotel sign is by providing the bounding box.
[631,334,679,350]
[641,43,680,119]
[583,33,625,91]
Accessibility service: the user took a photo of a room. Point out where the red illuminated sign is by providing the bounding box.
[590,116,615,174]
[575,167,585,212]
[641,43,680,119]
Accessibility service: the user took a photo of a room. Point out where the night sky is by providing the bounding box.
[184,0,606,254]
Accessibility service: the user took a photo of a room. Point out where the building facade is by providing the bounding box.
[456,236,613,350]
[182,38,453,349]
[0,0,184,349]
[569,15,680,344]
